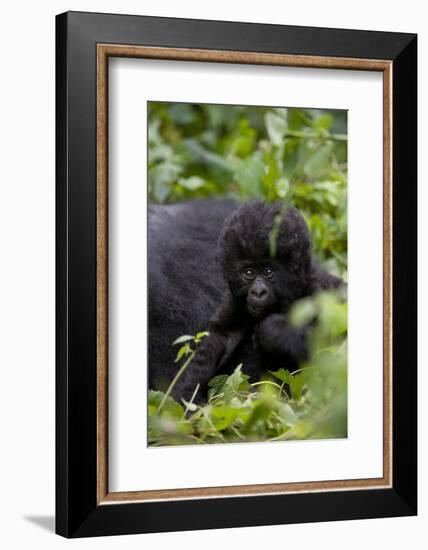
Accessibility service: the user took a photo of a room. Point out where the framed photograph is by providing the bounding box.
[56,11,417,538]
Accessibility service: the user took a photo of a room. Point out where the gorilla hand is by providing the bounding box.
[255,313,309,362]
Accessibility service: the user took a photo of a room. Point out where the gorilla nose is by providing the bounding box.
[250,286,268,302]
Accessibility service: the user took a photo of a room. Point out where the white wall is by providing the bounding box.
[0,0,424,547]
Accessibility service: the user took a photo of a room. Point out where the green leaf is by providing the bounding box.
[287,108,311,131]
[234,152,265,198]
[208,374,229,388]
[151,176,172,203]
[173,335,194,345]
[147,118,161,145]
[269,204,289,258]
[149,162,182,203]
[175,343,192,363]
[277,402,298,425]
[312,113,333,132]
[288,297,318,327]
[204,104,240,130]
[318,294,347,337]
[275,177,290,199]
[148,143,174,164]
[178,176,206,191]
[227,366,251,400]
[229,135,255,158]
[195,331,209,342]
[261,146,284,202]
[169,103,196,124]
[269,368,292,385]
[265,111,288,146]
[241,398,273,434]
[184,139,233,173]
[288,372,304,400]
[148,390,184,419]
[210,404,239,431]
[303,142,334,178]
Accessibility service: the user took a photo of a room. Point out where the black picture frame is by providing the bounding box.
[56,10,417,538]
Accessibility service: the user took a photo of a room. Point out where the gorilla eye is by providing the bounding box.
[243,268,256,280]
[263,267,275,278]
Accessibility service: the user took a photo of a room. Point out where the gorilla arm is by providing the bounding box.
[255,262,343,363]
[172,291,248,402]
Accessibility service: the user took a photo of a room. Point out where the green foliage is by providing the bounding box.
[155,332,209,415]
[148,290,347,446]
[148,102,347,279]
[147,102,348,446]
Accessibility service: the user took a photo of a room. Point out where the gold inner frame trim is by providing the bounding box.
[96,44,393,505]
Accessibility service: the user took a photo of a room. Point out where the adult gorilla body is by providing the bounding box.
[148,200,235,392]
[148,199,341,401]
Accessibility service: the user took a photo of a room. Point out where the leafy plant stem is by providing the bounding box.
[279,381,290,399]
[284,130,347,142]
[183,383,200,417]
[230,426,245,440]
[251,380,289,398]
[289,365,321,377]
[158,351,195,413]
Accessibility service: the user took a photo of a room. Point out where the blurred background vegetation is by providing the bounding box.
[148,102,347,278]
[148,102,348,446]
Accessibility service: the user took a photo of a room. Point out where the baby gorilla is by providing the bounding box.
[172,200,342,402]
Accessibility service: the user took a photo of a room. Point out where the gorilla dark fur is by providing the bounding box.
[148,199,342,401]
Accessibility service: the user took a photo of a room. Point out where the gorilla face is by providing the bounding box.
[227,259,281,319]
[218,201,318,320]
[234,261,279,318]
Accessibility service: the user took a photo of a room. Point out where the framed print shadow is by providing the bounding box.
[56,11,417,538]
